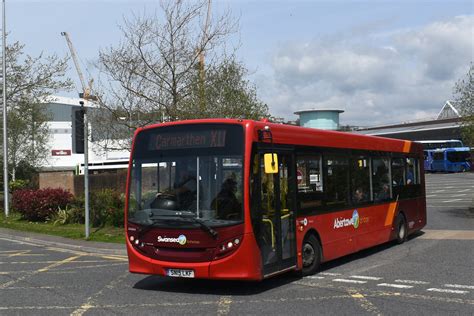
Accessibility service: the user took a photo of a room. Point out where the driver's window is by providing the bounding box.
[142,162,175,208]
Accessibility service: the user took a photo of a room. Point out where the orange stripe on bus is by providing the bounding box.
[402,141,411,153]
[385,202,398,226]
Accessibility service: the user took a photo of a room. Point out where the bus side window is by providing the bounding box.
[324,156,349,208]
[372,157,391,202]
[296,155,323,213]
[391,158,405,199]
[350,157,371,204]
[406,158,417,185]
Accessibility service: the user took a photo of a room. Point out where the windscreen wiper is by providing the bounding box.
[182,216,218,239]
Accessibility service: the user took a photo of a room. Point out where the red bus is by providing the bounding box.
[125,119,426,280]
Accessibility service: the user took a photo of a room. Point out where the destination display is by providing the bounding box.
[148,129,227,150]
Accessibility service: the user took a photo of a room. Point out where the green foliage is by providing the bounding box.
[48,190,125,227]
[47,206,70,225]
[181,58,270,120]
[453,63,474,147]
[9,180,29,193]
[0,212,125,243]
[89,189,125,228]
[0,40,73,180]
[12,188,73,222]
[68,197,86,224]
[95,1,270,151]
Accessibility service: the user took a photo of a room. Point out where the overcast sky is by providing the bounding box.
[7,0,474,126]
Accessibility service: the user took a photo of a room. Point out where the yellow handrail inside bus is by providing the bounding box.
[262,211,292,250]
[262,218,275,249]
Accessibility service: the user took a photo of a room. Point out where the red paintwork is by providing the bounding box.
[125,119,427,280]
[127,222,245,262]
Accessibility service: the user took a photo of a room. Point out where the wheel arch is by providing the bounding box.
[303,228,324,261]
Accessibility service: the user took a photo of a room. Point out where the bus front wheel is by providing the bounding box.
[301,234,321,276]
[395,213,407,244]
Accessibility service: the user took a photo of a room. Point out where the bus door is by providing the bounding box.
[257,150,297,276]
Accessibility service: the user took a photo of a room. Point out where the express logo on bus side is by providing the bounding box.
[333,210,360,229]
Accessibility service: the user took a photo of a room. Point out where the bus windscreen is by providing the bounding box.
[128,124,244,228]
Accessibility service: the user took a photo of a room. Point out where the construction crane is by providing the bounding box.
[60,31,94,100]
[60,31,93,239]
[198,0,212,111]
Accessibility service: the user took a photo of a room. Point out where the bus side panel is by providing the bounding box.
[355,204,393,252]
[304,212,355,263]
[397,199,424,235]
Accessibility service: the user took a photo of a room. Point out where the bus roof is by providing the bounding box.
[134,118,422,155]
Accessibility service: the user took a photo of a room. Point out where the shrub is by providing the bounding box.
[47,206,70,225]
[9,180,29,193]
[12,188,73,222]
[68,197,85,224]
[87,189,125,228]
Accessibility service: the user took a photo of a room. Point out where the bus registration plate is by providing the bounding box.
[167,269,195,278]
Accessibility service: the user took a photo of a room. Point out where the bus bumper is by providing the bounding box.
[127,232,262,280]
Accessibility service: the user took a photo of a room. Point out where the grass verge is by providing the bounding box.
[0,212,125,243]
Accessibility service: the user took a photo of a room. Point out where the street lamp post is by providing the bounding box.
[2,0,8,217]
[80,100,89,238]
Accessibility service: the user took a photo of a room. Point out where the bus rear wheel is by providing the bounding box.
[301,235,321,276]
[395,213,407,244]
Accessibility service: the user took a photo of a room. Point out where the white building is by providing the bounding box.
[41,96,129,171]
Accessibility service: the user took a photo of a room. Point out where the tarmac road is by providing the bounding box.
[0,172,473,315]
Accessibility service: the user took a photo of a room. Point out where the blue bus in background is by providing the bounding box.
[420,140,471,172]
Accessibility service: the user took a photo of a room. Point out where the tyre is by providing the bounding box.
[301,234,322,276]
[395,213,407,244]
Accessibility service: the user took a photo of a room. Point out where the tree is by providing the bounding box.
[1,41,73,181]
[95,0,269,151]
[180,57,269,120]
[453,63,474,147]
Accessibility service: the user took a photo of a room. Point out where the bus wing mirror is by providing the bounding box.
[264,153,278,174]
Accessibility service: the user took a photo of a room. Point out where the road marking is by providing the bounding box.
[37,255,81,273]
[377,283,413,289]
[217,296,232,315]
[425,195,436,198]
[333,278,367,284]
[451,194,467,197]
[427,288,469,294]
[71,271,129,316]
[350,275,382,281]
[0,255,81,289]
[5,288,473,312]
[57,262,126,271]
[395,279,430,285]
[319,272,341,276]
[97,255,128,261]
[0,260,111,265]
[419,230,474,240]
[444,284,474,290]
[347,289,382,315]
[443,199,463,203]
[3,250,44,258]
[306,275,325,279]
[457,189,471,192]
[7,251,29,257]
[3,286,59,290]
[432,190,445,192]
[0,238,43,247]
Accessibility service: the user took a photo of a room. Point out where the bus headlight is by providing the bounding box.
[215,236,243,259]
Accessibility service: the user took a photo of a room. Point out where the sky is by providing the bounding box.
[7,0,474,126]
